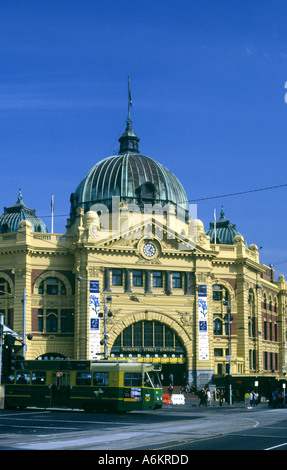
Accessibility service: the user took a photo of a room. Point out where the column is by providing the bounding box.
[185,272,191,295]
[105,268,111,292]
[145,270,152,294]
[125,269,132,293]
[165,271,171,294]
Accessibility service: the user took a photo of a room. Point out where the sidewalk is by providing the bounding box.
[162,386,269,409]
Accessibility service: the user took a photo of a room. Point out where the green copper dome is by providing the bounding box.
[0,190,48,234]
[68,116,189,225]
[206,206,246,245]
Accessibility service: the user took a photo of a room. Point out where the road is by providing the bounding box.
[0,400,287,452]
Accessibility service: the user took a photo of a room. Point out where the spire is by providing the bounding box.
[118,76,140,154]
[128,75,132,119]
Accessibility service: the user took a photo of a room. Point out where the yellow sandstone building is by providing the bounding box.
[0,109,286,396]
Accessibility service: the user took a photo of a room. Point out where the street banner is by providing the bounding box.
[89,280,101,359]
[198,285,209,360]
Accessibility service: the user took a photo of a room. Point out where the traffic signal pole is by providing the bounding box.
[0,313,4,409]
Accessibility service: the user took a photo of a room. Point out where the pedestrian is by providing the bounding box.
[244,392,250,408]
[253,391,259,406]
[168,383,173,397]
[169,373,174,386]
[220,389,224,406]
[185,383,190,393]
[206,388,211,406]
[199,388,206,406]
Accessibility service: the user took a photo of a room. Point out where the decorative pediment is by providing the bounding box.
[89,218,216,260]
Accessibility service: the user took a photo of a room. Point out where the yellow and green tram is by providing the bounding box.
[4,359,163,412]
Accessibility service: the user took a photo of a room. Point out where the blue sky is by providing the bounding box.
[1,0,287,279]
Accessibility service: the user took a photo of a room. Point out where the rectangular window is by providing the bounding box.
[47,284,58,295]
[76,372,92,386]
[32,371,46,385]
[165,328,174,347]
[172,272,182,288]
[153,271,162,288]
[16,372,30,384]
[46,310,58,333]
[112,269,123,286]
[93,372,109,386]
[124,373,142,387]
[264,351,268,370]
[133,322,142,347]
[123,325,132,347]
[154,323,163,347]
[132,270,143,287]
[38,309,43,332]
[61,310,74,333]
[264,321,267,339]
[217,364,223,374]
[214,348,223,357]
[144,322,153,347]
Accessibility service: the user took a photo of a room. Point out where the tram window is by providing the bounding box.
[93,372,109,386]
[144,372,161,388]
[124,373,142,387]
[16,372,30,384]
[76,372,92,386]
[32,371,46,384]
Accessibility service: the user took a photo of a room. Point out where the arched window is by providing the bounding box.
[0,277,11,296]
[0,275,13,328]
[212,284,228,302]
[35,274,73,334]
[212,283,231,337]
[111,321,185,357]
[269,296,272,312]
[38,277,66,295]
[263,293,267,310]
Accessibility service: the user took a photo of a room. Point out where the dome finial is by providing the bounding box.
[118,76,140,154]
[18,188,23,203]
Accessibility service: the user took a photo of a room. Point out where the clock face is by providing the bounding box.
[143,242,156,257]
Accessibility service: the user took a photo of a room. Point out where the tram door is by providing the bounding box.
[51,372,71,407]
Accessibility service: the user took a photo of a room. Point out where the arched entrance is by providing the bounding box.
[110,320,187,386]
[36,353,68,360]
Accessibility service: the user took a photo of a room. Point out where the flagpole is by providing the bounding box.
[51,194,54,234]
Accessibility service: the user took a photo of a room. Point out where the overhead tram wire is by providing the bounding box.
[37,182,287,220]
[187,183,287,203]
[3,182,287,268]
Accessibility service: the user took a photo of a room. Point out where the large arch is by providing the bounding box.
[107,310,192,386]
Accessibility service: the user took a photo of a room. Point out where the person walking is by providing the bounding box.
[206,388,211,406]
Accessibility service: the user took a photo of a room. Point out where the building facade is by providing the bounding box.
[1,112,286,394]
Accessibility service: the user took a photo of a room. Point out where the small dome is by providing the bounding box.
[0,190,48,234]
[206,206,246,245]
[68,116,189,226]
